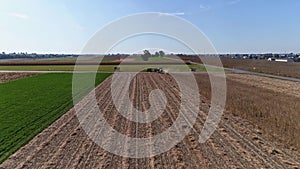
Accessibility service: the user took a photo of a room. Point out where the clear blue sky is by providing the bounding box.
[0,0,299,54]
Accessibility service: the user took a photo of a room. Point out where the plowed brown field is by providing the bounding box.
[0,73,38,83]
[1,73,299,169]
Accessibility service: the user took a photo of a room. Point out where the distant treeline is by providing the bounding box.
[0,53,134,60]
[0,53,79,59]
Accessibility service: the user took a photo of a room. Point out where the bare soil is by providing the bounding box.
[0,73,299,169]
[0,73,38,83]
[196,73,300,151]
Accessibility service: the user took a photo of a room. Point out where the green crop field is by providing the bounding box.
[134,57,171,62]
[0,73,111,163]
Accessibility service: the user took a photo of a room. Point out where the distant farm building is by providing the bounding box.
[275,58,295,62]
[268,58,294,62]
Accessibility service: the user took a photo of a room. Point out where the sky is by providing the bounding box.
[0,0,299,54]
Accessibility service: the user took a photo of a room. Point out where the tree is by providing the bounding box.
[154,51,159,57]
[159,50,165,57]
[142,50,151,61]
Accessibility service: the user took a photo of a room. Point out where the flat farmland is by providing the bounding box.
[0,73,111,163]
[0,56,120,64]
[1,73,299,168]
[0,56,211,73]
[195,73,300,150]
[179,56,300,78]
[0,64,208,72]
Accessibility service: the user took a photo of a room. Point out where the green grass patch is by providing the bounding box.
[134,57,171,62]
[0,73,111,163]
[188,64,226,72]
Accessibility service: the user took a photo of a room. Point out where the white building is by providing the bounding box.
[275,58,295,62]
